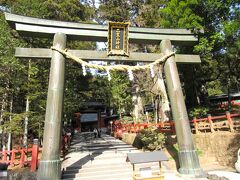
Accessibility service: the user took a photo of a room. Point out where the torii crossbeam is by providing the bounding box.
[5,12,199,46]
[4,12,203,180]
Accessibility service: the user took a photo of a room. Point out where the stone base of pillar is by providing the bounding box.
[37,159,61,180]
[178,150,204,176]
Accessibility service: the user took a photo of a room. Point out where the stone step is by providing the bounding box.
[71,137,93,141]
[91,154,126,160]
[63,165,131,175]
[70,145,113,149]
[68,148,137,154]
[63,159,128,168]
[71,139,125,145]
[65,150,126,157]
[64,151,124,156]
[62,171,132,180]
[62,133,139,180]
[67,149,138,155]
[71,140,108,143]
[61,154,134,171]
[84,146,136,151]
[65,162,131,171]
[64,158,128,168]
[86,144,134,148]
[62,167,132,179]
[70,143,118,148]
[62,177,132,180]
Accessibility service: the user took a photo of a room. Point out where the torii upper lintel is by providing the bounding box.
[4,12,200,46]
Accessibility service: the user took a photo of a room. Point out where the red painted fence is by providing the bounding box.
[0,139,41,171]
[0,132,72,171]
[113,121,175,138]
[192,112,240,134]
[114,111,240,138]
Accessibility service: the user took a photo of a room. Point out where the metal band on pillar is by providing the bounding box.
[160,39,203,176]
[37,33,66,180]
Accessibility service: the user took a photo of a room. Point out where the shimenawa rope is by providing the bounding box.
[51,46,175,72]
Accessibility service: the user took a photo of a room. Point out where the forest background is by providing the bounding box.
[0,0,239,149]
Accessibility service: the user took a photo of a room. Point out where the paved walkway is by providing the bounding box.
[61,132,210,180]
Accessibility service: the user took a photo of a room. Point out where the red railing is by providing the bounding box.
[0,139,41,171]
[113,121,175,138]
[191,112,240,134]
[0,133,72,171]
[113,112,240,138]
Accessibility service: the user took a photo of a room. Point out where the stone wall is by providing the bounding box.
[193,132,240,167]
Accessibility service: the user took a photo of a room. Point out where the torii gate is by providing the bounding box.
[5,13,203,179]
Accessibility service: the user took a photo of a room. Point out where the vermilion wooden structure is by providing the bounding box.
[114,112,240,138]
[0,140,40,171]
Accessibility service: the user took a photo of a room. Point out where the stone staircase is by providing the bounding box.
[61,132,208,180]
[61,132,139,180]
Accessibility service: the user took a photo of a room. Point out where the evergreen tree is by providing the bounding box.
[160,0,240,107]
[98,0,131,22]
[0,0,97,148]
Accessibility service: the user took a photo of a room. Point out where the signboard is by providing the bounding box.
[108,21,130,56]
[80,113,98,122]
[144,104,154,112]
[139,167,152,178]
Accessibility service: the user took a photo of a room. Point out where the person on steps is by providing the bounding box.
[93,128,98,138]
[98,128,101,138]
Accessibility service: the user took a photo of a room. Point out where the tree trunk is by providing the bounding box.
[0,80,9,151]
[7,96,13,153]
[0,96,6,150]
[132,82,144,123]
[23,60,31,148]
[23,96,29,148]
[152,65,170,121]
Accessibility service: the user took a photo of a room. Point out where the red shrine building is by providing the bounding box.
[73,101,117,132]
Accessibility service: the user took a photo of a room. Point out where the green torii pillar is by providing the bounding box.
[37,33,66,180]
[161,39,203,175]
